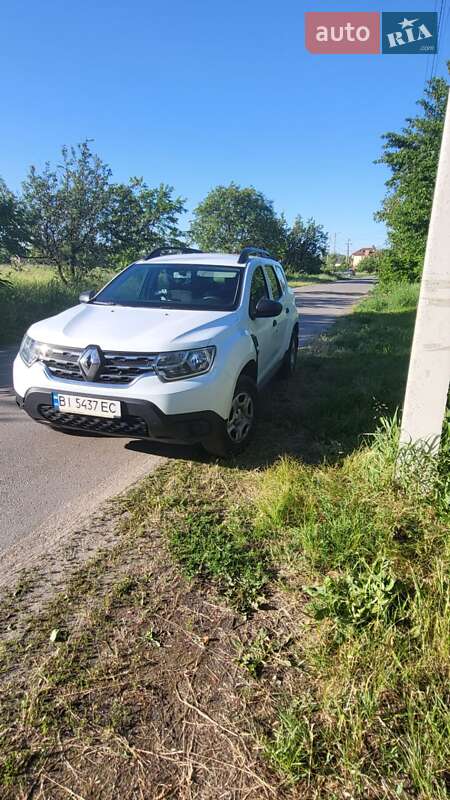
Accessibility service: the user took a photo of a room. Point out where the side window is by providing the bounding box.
[274,264,288,292]
[265,266,283,300]
[249,266,269,317]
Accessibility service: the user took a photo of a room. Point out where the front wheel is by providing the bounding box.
[279,326,299,378]
[202,375,257,458]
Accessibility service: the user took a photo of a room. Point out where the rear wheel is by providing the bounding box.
[202,375,257,458]
[279,326,299,378]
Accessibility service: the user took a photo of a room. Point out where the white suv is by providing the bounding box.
[14,247,299,456]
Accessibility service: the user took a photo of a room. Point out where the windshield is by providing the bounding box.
[93,263,242,311]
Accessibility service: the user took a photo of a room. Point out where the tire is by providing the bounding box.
[278,326,299,378]
[202,375,257,458]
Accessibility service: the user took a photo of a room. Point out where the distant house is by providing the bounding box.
[351,246,376,268]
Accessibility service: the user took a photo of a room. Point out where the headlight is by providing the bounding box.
[19,335,47,367]
[155,346,215,382]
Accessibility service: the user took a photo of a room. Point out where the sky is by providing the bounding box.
[1,0,449,254]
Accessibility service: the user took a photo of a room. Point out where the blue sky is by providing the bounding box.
[1,0,449,253]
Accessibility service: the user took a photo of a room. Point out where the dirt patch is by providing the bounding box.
[0,499,305,800]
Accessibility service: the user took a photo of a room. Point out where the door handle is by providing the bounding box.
[273,319,277,327]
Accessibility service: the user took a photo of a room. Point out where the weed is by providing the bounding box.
[238,629,273,678]
[143,628,161,647]
[305,557,411,637]
[264,700,321,784]
[169,507,270,613]
[113,575,137,598]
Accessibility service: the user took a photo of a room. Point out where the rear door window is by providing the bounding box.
[265,265,283,300]
[274,264,288,292]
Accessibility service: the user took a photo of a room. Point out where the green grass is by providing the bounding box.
[123,282,450,798]
[286,270,338,287]
[0,265,115,345]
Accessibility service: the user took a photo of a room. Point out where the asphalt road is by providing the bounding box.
[0,278,373,569]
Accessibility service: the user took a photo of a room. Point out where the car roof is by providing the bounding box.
[136,252,280,268]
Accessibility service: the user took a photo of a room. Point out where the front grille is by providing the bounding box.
[41,345,157,385]
[39,405,148,437]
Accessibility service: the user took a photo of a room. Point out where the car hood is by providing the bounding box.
[28,303,236,351]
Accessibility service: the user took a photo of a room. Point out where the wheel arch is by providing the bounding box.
[238,359,258,384]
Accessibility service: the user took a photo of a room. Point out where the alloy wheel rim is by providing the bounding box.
[227,391,254,442]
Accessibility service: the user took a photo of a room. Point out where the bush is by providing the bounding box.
[377,249,421,284]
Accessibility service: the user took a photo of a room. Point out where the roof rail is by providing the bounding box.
[237,246,274,264]
[145,246,203,260]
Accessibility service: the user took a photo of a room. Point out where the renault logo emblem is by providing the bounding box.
[79,345,102,381]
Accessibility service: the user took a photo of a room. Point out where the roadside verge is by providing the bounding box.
[1,282,449,800]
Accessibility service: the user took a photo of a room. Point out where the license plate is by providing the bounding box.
[52,392,121,418]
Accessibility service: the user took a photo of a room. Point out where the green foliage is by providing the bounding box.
[22,142,186,282]
[356,280,419,313]
[169,508,269,613]
[254,420,449,796]
[375,66,449,281]
[105,178,186,266]
[264,700,318,784]
[0,178,29,261]
[23,142,113,283]
[189,182,286,256]
[0,267,114,344]
[356,249,385,274]
[306,557,410,637]
[436,408,450,512]
[325,252,345,273]
[284,215,328,275]
[238,629,273,678]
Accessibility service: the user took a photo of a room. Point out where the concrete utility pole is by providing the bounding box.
[332,232,338,255]
[346,239,352,265]
[400,94,450,452]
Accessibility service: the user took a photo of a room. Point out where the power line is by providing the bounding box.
[424,0,440,87]
[429,0,447,83]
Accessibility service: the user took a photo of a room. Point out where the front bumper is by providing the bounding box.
[17,388,223,444]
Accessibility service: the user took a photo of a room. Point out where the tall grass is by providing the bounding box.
[0,266,114,345]
[258,424,449,798]
[251,284,449,798]
[357,281,420,314]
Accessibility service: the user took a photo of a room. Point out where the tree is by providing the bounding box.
[375,66,449,281]
[23,141,112,283]
[283,216,328,275]
[190,183,286,256]
[0,177,29,262]
[356,249,384,274]
[106,178,186,266]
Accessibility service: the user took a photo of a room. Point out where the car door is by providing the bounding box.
[263,264,288,364]
[248,265,278,383]
[275,263,298,336]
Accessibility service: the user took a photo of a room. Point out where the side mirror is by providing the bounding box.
[254,297,283,318]
[79,290,96,303]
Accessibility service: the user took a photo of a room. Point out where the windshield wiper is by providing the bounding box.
[93,300,118,306]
